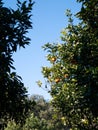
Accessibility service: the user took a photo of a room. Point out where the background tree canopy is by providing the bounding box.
[4,94,68,130]
[0,0,34,128]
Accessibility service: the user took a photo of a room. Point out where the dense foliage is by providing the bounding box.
[41,0,98,129]
[0,0,34,128]
[4,95,68,130]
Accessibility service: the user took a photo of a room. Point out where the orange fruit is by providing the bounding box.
[55,78,60,83]
[64,74,69,78]
[51,57,56,62]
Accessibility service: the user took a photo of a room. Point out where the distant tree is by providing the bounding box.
[41,0,98,129]
[29,94,68,130]
[4,95,67,130]
[0,0,34,128]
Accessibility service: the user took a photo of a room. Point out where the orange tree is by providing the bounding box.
[0,0,34,128]
[41,0,98,129]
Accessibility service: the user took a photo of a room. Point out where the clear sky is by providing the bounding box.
[3,0,81,100]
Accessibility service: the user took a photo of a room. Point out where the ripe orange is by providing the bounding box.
[64,74,69,78]
[55,78,60,83]
[51,57,56,62]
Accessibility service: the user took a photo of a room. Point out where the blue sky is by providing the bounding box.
[3,0,81,100]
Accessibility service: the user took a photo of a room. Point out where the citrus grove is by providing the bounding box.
[1,0,98,129]
[41,0,98,129]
